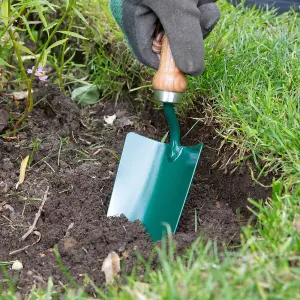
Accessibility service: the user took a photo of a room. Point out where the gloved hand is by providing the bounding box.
[110,0,220,76]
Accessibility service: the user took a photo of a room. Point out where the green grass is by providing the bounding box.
[185,1,300,186]
[1,0,299,299]
[64,0,149,102]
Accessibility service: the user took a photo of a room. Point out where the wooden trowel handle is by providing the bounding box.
[152,35,187,93]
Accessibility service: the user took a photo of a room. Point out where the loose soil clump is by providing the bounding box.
[0,86,271,295]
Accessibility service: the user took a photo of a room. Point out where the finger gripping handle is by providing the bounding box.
[152,35,187,93]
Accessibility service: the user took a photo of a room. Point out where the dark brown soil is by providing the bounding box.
[0,85,271,295]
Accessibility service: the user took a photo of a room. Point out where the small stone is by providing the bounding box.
[12,260,23,271]
[118,243,126,252]
[104,114,116,125]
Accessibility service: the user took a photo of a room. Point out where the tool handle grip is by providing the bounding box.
[152,35,187,93]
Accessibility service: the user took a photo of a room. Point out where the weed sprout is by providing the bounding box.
[0,0,78,133]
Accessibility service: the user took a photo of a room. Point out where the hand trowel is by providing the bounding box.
[107,33,203,242]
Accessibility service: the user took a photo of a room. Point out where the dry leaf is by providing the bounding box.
[9,90,29,100]
[12,260,23,271]
[16,155,29,189]
[101,251,120,284]
[104,114,116,125]
[0,109,9,132]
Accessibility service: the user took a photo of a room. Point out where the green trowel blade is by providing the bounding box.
[107,132,203,242]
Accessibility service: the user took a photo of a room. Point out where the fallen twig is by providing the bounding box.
[10,231,41,255]
[21,186,49,241]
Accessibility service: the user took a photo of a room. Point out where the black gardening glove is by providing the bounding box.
[110,0,220,76]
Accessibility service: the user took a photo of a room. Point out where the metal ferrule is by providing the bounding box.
[154,90,183,104]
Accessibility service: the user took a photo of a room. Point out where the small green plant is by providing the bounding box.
[27,136,41,166]
[57,135,70,166]
[0,261,15,266]
[0,0,88,132]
